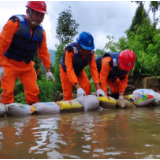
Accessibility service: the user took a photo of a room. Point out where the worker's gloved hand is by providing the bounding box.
[46,71,55,82]
[77,88,86,98]
[0,67,5,81]
[118,96,124,99]
[96,89,106,97]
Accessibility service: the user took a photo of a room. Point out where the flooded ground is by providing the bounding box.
[0,106,160,159]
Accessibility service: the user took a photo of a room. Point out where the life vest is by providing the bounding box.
[4,15,43,64]
[96,52,128,82]
[60,42,93,76]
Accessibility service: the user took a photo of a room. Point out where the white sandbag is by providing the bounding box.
[33,102,60,114]
[133,89,160,105]
[0,103,7,117]
[133,89,155,95]
[6,103,35,116]
[76,95,99,111]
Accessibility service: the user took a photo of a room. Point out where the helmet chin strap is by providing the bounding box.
[28,8,35,24]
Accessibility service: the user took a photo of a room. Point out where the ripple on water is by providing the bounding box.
[82,150,90,153]
[103,151,126,155]
[62,154,80,159]
[0,132,4,139]
[82,145,91,149]
[1,109,160,159]
[47,150,63,159]
[94,148,104,153]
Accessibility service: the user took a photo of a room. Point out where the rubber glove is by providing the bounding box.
[46,71,55,82]
[0,67,5,81]
[96,89,106,97]
[77,88,86,98]
[119,96,124,99]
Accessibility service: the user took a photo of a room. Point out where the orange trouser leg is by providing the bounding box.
[107,78,120,93]
[60,65,91,100]
[78,70,91,95]
[19,67,39,104]
[60,65,73,100]
[0,60,22,104]
[0,60,39,104]
[0,73,17,104]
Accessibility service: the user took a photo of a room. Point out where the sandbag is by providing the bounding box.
[116,99,136,109]
[124,94,155,107]
[98,96,116,109]
[76,95,99,111]
[56,100,83,112]
[133,89,160,105]
[6,103,35,116]
[33,102,60,114]
[0,103,7,117]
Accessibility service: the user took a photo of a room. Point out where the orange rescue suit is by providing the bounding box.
[0,17,51,104]
[60,49,100,100]
[100,56,129,95]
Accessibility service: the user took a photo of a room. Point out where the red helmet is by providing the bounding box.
[119,50,136,71]
[26,1,47,14]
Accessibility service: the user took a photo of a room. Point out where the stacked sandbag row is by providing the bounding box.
[0,89,159,117]
[122,89,160,108]
[98,88,160,109]
[133,89,160,105]
[98,96,135,109]
[0,95,137,117]
[0,95,100,117]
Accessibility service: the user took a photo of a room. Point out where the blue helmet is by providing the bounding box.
[77,31,95,50]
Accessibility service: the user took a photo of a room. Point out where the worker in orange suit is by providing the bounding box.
[60,31,106,100]
[0,1,55,104]
[96,50,136,99]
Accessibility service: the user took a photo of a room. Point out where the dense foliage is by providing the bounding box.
[129,2,147,33]
[105,22,160,78]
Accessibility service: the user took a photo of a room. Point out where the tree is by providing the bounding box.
[54,6,79,91]
[131,1,160,26]
[105,35,120,52]
[147,1,160,25]
[129,2,148,33]
[55,6,79,66]
[95,48,106,58]
[56,6,79,45]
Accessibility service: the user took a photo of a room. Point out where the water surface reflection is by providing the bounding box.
[0,107,160,158]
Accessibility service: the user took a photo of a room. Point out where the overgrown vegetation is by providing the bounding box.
[105,2,160,78]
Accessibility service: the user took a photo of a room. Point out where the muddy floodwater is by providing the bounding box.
[0,106,160,159]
